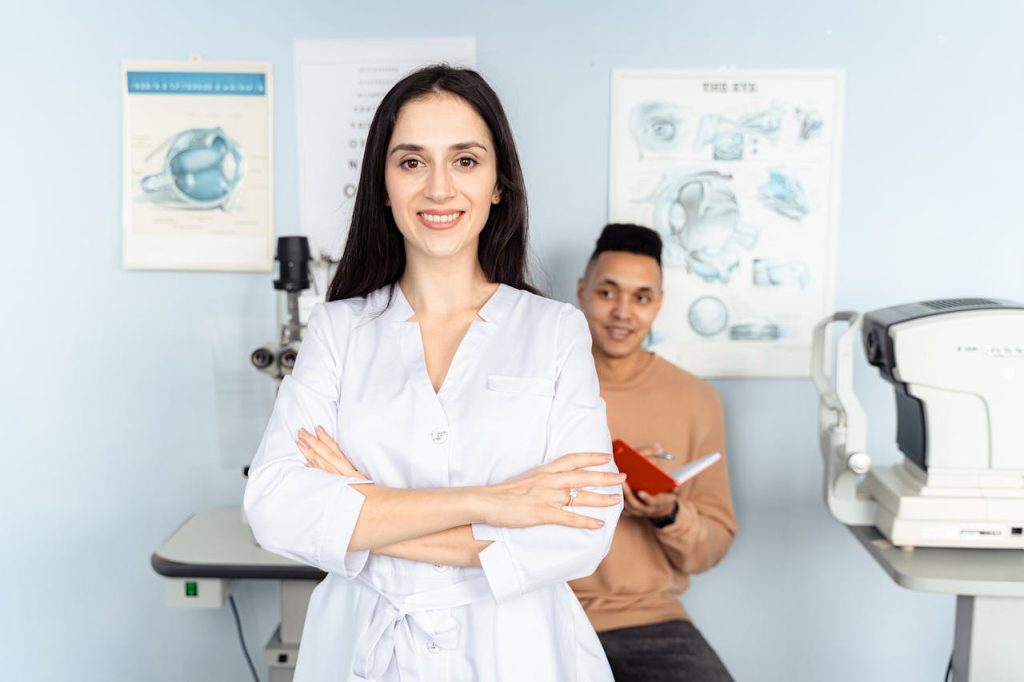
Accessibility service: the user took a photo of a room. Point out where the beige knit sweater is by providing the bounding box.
[570,352,737,632]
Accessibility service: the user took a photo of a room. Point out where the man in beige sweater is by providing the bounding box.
[571,223,737,682]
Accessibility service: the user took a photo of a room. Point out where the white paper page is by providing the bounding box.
[669,451,722,485]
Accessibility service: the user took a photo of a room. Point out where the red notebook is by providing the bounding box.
[612,440,677,495]
[612,439,722,496]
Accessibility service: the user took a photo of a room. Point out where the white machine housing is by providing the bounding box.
[812,299,1024,549]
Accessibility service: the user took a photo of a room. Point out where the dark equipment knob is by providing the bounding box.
[279,347,299,370]
[251,347,274,369]
[273,236,311,293]
[865,329,882,364]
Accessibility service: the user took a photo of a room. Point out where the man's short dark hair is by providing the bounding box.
[587,223,662,270]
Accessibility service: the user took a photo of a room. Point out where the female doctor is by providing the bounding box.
[244,65,624,681]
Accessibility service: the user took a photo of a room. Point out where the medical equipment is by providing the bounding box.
[141,127,245,210]
[250,237,312,380]
[812,298,1024,550]
[152,509,318,682]
[153,236,322,682]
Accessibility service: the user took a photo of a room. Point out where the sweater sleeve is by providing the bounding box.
[654,390,736,575]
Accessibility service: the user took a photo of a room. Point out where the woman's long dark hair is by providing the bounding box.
[327,65,536,302]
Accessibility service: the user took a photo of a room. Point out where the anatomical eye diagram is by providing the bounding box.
[140,127,247,211]
[647,170,758,283]
[610,70,843,376]
[629,101,686,157]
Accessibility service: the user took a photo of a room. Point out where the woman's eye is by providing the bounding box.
[400,159,422,170]
[455,157,478,168]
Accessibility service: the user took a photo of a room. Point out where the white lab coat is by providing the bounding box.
[244,283,622,681]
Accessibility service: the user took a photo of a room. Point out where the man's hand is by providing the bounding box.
[621,443,678,520]
[622,483,678,518]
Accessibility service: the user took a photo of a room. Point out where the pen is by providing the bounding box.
[653,452,675,460]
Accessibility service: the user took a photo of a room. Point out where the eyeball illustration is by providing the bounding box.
[688,296,729,337]
[648,170,758,283]
[758,169,809,220]
[629,101,685,156]
[141,127,246,211]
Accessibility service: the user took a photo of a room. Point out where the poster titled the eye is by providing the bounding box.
[121,60,273,271]
[609,70,844,378]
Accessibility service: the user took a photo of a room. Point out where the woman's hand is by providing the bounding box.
[296,426,367,480]
[297,430,621,532]
[482,453,624,530]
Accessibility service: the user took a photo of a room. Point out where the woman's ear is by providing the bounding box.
[491,189,501,205]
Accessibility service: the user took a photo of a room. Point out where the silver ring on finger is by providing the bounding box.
[567,487,579,506]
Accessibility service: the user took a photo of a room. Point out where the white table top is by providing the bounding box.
[151,507,323,580]
[850,526,1024,597]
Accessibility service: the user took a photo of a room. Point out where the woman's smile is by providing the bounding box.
[417,209,466,230]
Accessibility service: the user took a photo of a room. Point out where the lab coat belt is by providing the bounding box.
[353,575,493,679]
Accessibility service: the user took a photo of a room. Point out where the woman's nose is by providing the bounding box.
[424,167,456,202]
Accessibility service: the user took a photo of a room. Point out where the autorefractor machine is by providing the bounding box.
[813,298,1024,547]
[812,298,1024,681]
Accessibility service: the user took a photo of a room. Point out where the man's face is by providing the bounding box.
[577,251,664,360]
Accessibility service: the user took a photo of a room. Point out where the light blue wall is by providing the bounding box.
[3,1,1023,680]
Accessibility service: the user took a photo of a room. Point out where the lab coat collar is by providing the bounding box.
[372,284,414,323]
[477,282,515,323]
[373,282,516,325]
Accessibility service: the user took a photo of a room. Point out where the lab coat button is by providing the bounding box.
[432,563,447,571]
[426,642,441,654]
[431,430,448,444]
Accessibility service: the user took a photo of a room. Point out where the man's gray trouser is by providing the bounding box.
[598,619,734,682]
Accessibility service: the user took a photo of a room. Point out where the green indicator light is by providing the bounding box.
[185,581,198,597]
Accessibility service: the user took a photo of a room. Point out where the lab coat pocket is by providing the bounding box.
[485,375,556,397]
[480,375,555,469]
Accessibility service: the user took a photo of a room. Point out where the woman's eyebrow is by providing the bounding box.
[389,143,423,156]
[389,141,489,156]
[451,141,488,153]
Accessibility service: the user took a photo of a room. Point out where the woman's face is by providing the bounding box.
[384,93,500,262]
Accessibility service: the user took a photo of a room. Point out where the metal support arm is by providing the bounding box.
[811,312,877,526]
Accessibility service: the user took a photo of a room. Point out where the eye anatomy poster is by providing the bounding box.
[121,60,273,271]
[610,69,844,378]
[294,38,476,260]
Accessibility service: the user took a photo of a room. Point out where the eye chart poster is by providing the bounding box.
[121,59,273,271]
[294,38,476,260]
[610,69,844,377]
